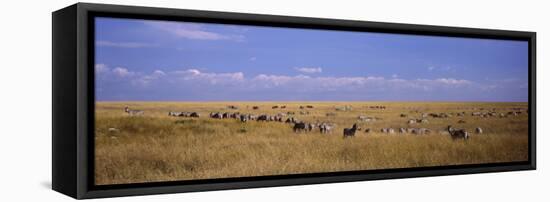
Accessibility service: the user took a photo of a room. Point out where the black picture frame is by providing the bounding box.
[52,3,536,199]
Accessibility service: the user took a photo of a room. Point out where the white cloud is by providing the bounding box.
[132,70,166,86]
[97,65,479,95]
[435,78,471,85]
[295,67,322,74]
[96,40,156,48]
[173,69,244,84]
[112,67,133,77]
[95,64,109,73]
[144,21,244,41]
[152,70,166,77]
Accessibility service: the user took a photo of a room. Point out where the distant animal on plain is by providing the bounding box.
[124,106,143,116]
[319,123,334,134]
[293,122,307,133]
[475,127,483,134]
[306,123,316,132]
[447,125,469,140]
[343,123,360,138]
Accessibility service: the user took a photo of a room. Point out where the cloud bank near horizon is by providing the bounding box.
[95,64,527,102]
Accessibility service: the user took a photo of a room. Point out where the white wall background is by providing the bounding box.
[0,0,547,201]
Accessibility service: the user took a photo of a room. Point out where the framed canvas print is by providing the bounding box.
[52,3,536,199]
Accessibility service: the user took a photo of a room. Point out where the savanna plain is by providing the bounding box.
[95,102,528,185]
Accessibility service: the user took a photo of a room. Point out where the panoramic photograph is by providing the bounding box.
[94,17,529,185]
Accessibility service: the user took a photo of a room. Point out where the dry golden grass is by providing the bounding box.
[95,101,528,185]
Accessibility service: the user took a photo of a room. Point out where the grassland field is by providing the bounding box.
[95,101,528,185]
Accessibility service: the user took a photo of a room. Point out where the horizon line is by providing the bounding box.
[95,100,528,103]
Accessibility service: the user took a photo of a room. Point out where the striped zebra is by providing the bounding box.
[124,106,144,116]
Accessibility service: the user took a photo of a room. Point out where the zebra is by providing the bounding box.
[319,123,334,134]
[168,111,182,116]
[293,122,307,133]
[239,114,249,123]
[447,125,469,140]
[343,124,360,138]
[285,117,298,124]
[475,127,483,134]
[124,106,143,116]
[306,123,316,132]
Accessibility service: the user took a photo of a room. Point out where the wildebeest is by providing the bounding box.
[252,106,259,110]
[257,115,268,121]
[400,114,407,118]
[458,120,466,124]
[189,112,200,118]
[368,105,386,110]
[272,106,279,109]
[124,106,144,116]
[227,105,238,110]
[306,105,314,109]
[447,125,469,140]
[293,122,307,133]
[343,123,360,138]
[281,106,286,109]
[364,128,371,133]
[222,112,230,119]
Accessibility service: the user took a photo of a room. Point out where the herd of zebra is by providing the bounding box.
[123,105,526,141]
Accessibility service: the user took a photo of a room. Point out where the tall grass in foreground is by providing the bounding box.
[95,102,528,185]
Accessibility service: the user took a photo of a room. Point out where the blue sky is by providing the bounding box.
[95,17,528,102]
